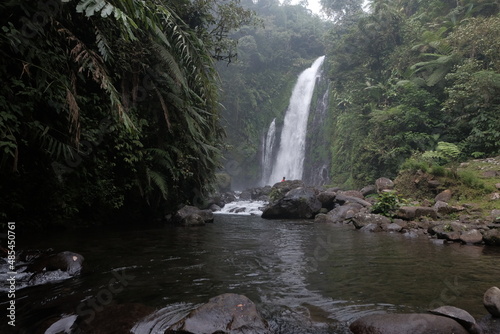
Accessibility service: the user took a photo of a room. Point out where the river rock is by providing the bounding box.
[327,203,364,223]
[396,206,437,220]
[261,187,321,219]
[338,190,365,199]
[174,205,214,226]
[484,287,500,317]
[27,251,84,276]
[351,212,391,229]
[360,184,377,196]
[375,177,394,193]
[429,306,482,334]
[269,180,305,199]
[360,223,383,232]
[316,191,337,210]
[483,229,500,246]
[435,189,453,203]
[334,194,372,208]
[166,293,270,334]
[384,222,403,232]
[250,185,272,201]
[460,229,484,244]
[349,313,469,334]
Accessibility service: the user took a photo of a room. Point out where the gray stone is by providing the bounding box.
[166,293,270,334]
[360,223,383,232]
[334,194,372,208]
[430,306,481,334]
[360,184,377,196]
[27,251,84,276]
[460,229,484,244]
[326,203,364,223]
[435,189,453,203]
[174,205,213,226]
[262,187,321,219]
[483,229,500,246]
[385,223,403,233]
[316,191,337,210]
[349,313,468,334]
[375,177,394,193]
[396,206,438,220]
[484,287,500,318]
[338,190,364,199]
[351,212,391,229]
[482,170,498,178]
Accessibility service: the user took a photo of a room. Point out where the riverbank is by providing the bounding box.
[205,156,500,246]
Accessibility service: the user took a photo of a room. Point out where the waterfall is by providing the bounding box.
[261,118,276,186]
[303,80,331,186]
[267,56,325,185]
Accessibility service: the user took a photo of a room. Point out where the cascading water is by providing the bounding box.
[267,56,325,185]
[303,79,331,186]
[261,118,276,186]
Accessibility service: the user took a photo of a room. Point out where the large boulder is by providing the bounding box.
[261,187,321,219]
[435,189,453,203]
[174,205,214,226]
[350,212,391,230]
[460,229,484,245]
[484,286,500,318]
[327,203,364,223]
[375,177,394,193]
[166,293,270,334]
[316,191,337,210]
[483,229,500,246]
[349,313,469,334]
[396,206,438,220]
[430,306,482,334]
[271,180,305,195]
[334,194,372,208]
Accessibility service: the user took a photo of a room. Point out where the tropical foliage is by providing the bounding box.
[0,0,253,225]
[322,0,500,187]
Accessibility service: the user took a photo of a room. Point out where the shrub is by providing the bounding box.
[371,191,407,217]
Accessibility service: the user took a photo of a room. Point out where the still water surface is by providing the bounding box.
[3,214,500,333]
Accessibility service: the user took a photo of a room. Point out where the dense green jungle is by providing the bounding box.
[1,0,499,227]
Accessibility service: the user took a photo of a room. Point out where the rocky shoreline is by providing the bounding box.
[196,161,500,246]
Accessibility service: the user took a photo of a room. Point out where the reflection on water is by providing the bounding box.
[1,215,499,333]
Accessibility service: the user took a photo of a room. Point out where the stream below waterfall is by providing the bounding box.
[2,214,500,333]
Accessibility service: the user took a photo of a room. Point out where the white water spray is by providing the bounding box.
[267,56,325,185]
[261,118,276,185]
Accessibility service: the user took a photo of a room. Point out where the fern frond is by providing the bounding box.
[146,168,168,200]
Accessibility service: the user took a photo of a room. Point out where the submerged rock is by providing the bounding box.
[484,286,500,318]
[174,205,214,226]
[349,313,469,334]
[166,293,270,334]
[27,251,84,276]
